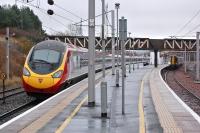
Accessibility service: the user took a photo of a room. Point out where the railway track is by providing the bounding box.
[0,99,40,123]
[0,87,36,125]
[163,68,200,115]
[0,87,25,100]
[0,65,114,125]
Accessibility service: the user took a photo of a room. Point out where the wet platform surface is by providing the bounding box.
[39,65,154,133]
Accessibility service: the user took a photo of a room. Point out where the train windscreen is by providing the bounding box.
[28,49,63,74]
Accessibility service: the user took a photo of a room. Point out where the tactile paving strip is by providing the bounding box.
[149,68,183,133]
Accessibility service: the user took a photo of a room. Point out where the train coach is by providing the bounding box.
[169,55,182,69]
[22,40,87,97]
[170,55,178,65]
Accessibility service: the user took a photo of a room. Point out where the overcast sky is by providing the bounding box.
[1,0,200,39]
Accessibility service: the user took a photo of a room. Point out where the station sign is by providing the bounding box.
[1,72,7,80]
[119,17,127,41]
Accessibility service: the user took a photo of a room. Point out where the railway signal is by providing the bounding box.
[47,0,54,15]
[48,0,54,5]
[47,9,54,15]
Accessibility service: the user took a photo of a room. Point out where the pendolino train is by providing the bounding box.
[22,40,87,97]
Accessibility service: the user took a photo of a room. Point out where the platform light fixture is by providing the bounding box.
[115,3,120,9]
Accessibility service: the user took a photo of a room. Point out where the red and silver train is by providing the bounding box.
[22,40,87,96]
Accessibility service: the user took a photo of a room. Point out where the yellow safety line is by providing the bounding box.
[55,96,88,133]
[138,78,146,133]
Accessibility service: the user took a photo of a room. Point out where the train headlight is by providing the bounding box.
[52,70,63,78]
[23,67,30,76]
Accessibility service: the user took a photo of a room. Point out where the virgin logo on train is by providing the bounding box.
[38,78,43,83]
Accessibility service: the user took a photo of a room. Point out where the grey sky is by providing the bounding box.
[1,0,200,39]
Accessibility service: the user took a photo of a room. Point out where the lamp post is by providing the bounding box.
[115,3,120,67]
[115,3,120,87]
[88,0,96,107]
[102,0,105,78]
[111,10,115,75]
[119,17,127,115]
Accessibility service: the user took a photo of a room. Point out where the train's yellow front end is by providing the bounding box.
[22,40,68,96]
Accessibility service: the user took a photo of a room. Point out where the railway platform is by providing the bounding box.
[0,65,200,133]
[150,67,200,133]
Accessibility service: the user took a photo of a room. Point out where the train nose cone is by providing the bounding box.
[28,76,54,89]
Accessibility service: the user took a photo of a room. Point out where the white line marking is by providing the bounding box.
[159,66,200,124]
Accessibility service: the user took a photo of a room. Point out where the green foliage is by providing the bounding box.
[0,5,42,32]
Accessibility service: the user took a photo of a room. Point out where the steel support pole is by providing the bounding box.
[111,10,115,75]
[182,52,184,64]
[88,0,95,106]
[101,0,107,117]
[116,8,119,67]
[184,47,187,73]
[128,34,131,73]
[154,50,158,68]
[132,50,134,71]
[119,17,126,115]
[102,0,105,78]
[6,27,9,80]
[115,6,120,85]
[196,32,200,81]
[121,41,125,115]
[188,52,190,64]
[193,52,194,63]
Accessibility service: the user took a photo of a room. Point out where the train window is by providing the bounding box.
[28,49,63,74]
[32,49,60,64]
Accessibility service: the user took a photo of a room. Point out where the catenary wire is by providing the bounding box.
[175,9,200,36]
[16,0,75,23]
[54,3,83,20]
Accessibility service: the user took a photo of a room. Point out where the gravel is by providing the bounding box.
[0,93,35,125]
